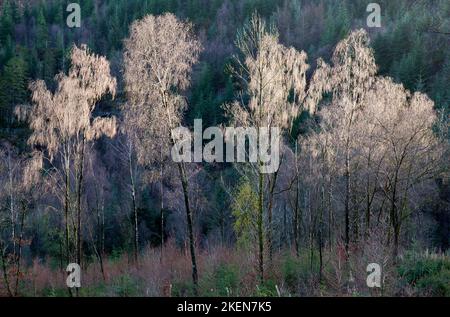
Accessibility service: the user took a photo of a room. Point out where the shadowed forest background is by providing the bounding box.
[0,0,449,297]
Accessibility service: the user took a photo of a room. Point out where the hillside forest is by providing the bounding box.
[0,0,449,297]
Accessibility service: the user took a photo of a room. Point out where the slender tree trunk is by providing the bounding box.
[76,138,86,268]
[177,161,198,295]
[393,224,400,260]
[258,169,264,283]
[391,171,400,260]
[308,189,314,271]
[101,201,105,256]
[267,169,279,263]
[344,147,350,255]
[160,162,164,263]
[365,182,371,239]
[256,122,264,283]
[0,241,13,297]
[96,199,106,281]
[318,230,323,282]
[14,202,26,296]
[318,153,327,282]
[328,175,333,252]
[64,148,70,264]
[293,183,300,257]
[344,112,355,256]
[59,239,63,270]
[351,185,359,244]
[128,144,139,265]
[163,90,198,294]
[74,139,86,298]
[256,48,265,284]
[64,144,73,298]
[294,143,300,257]
[8,149,15,256]
[283,204,287,250]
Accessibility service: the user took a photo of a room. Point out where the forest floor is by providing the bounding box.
[1,240,449,297]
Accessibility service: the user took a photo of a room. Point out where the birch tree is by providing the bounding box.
[17,44,117,269]
[226,13,309,281]
[363,77,446,258]
[298,29,444,271]
[305,29,377,254]
[0,143,42,296]
[123,13,202,293]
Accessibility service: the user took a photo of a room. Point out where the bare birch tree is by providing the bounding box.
[17,45,117,270]
[0,143,42,296]
[123,13,202,294]
[306,42,447,260]
[226,12,309,281]
[305,29,377,254]
[363,77,446,258]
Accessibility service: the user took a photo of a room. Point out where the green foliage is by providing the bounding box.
[172,279,197,297]
[281,251,320,293]
[36,8,48,54]
[200,263,240,296]
[282,255,303,291]
[254,279,278,297]
[0,0,19,48]
[321,2,351,46]
[78,283,108,297]
[398,253,450,296]
[431,54,450,112]
[231,179,258,250]
[111,274,142,297]
[188,63,215,124]
[41,287,70,297]
[414,269,450,297]
[0,53,28,127]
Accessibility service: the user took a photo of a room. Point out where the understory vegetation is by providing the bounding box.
[0,0,449,297]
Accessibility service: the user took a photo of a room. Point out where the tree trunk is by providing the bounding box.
[128,145,139,265]
[177,162,198,295]
[163,89,198,294]
[344,147,350,255]
[293,182,300,257]
[327,175,333,252]
[294,143,300,257]
[8,149,15,256]
[74,139,86,298]
[160,162,164,263]
[344,112,354,256]
[0,241,13,297]
[96,199,106,281]
[365,183,371,239]
[308,189,314,271]
[14,202,26,296]
[266,169,279,263]
[76,138,86,268]
[391,171,400,259]
[319,166,325,283]
[64,147,71,264]
[258,169,264,283]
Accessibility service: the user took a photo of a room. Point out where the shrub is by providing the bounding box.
[415,269,450,296]
[199,264,239,296]
[255,279,278,297]
[282,255,301,291]
[111,274,141,297]
[172,280,196,297]
[281,251,320,295]
[398,252,450,296]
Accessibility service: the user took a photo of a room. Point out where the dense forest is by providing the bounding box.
[0,0,449,297]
